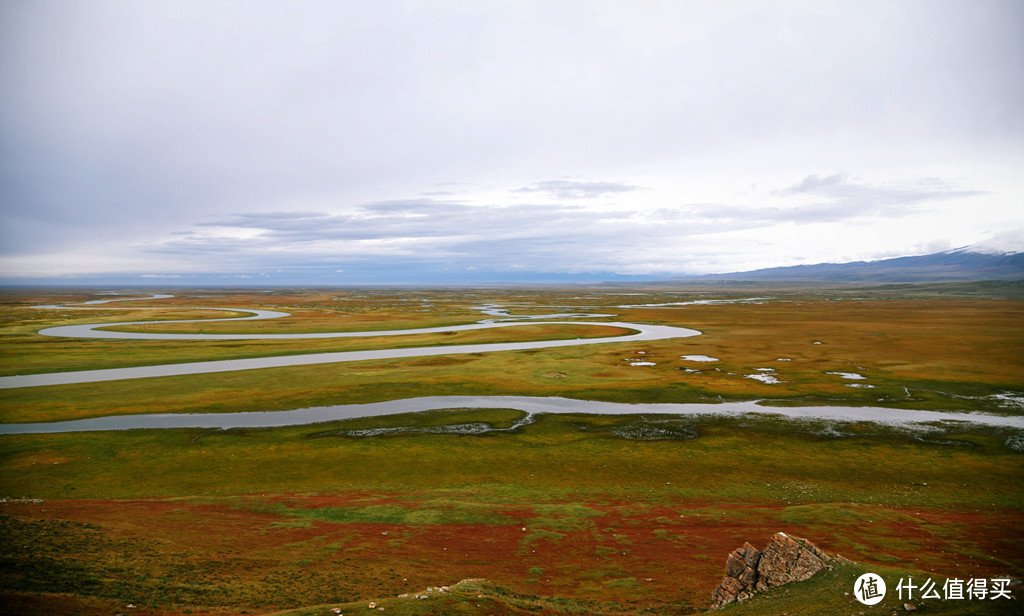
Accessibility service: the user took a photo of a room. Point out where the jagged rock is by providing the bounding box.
[725,553,746,578]
[710,532,838,609]
[710,575,744,609]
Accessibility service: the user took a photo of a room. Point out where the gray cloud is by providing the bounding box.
[779,173,984,203]
[149,199,650,274]
[781,173,851,195]
[771,174,987,222]
[648,174,989,231]
[514,179,643,200]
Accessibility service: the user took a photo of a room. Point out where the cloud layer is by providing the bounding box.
[1,1,1022,282]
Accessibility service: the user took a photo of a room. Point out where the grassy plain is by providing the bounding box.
[1,284,1022,615]
[1,286,1023,423]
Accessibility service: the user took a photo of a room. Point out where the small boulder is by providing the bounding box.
[710,532,836,609]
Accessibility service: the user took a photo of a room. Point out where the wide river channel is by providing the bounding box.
[2,395,1022,435]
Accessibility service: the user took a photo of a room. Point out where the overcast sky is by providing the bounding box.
[2,0,1022,284]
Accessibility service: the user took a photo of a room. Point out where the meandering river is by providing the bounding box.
[5,295,1020,434]
[3,298,699,389]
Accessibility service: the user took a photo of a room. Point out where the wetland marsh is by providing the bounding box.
[1,284,1022,615]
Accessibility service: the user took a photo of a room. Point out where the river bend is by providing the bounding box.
[2,298,699,389]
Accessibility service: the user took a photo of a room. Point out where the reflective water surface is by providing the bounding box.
[2,395,1021,434]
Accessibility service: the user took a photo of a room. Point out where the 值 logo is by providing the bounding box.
[854,572,886,605]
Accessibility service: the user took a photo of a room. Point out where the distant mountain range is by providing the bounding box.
[674,248,1024,283]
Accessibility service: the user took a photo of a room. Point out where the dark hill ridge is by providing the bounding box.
[676,248,1024,283]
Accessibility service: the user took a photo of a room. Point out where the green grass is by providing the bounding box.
[1,409,1021,508]
[279,502,508,527]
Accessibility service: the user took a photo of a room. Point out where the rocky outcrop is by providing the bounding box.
[710,532,841,609]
